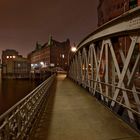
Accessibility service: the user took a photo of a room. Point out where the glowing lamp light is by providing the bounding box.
[31,64,34,67]
[71,46,77,52]
[13,56,16,58]
[62,54,65,58]
[6,56,9,59]
[40,62,44,66]
[40,61,45,67]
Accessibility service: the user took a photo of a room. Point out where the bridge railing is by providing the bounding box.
[69,7,140,131]
[0,74,56,140]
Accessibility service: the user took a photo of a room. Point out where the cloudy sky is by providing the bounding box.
[0,0,98,57]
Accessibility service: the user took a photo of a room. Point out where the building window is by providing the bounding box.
[18,64,21,67]
[129,0,137,9]
[62,54,65,58]
[117,4,120,9]
[31,64,34,67]
[121,3,124,8]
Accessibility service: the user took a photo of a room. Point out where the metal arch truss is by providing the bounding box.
[69,8,140,130]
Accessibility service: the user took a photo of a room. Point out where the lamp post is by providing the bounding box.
[67,45,77,76]
[68,45,77,65]
[71,46,77,52]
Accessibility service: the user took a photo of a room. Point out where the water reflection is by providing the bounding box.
[0,78,43,115]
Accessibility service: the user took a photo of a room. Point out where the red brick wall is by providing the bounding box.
[50,40,70,70]
[98,0,129,26]
[138,0,140,5]
[30,47,50,65]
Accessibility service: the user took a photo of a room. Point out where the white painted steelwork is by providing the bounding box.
[69,7,140,130]
[78,7,140,49]
[0,74,55,140]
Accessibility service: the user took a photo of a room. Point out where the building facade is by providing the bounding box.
[98,0,140,26]
[2,49,30,78]
[28,42,50,70]
[28,37,70,72]
[50,38,70,70]
[97,0,140,74]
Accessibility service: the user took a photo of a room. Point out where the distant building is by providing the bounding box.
[28,37,70,72]
[2,49,30,78]
[98,0,140,26]
[28,42,50,71]
[49,37,70,70]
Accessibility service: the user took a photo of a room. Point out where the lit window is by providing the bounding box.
[31,64,34,67]
[40,62,44,66]
[6,56,9,59]
[40,62,44,67]
[10,56,12,58]
[18,64,21,67]
[62,54,64,58]
[13,56,16,58]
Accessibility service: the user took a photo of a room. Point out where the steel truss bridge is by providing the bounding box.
[0,7,140,140]
[69,7,140,130]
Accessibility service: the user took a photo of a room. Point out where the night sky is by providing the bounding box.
[0,0,98,57]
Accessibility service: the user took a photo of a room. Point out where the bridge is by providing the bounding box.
[0,7,140,140]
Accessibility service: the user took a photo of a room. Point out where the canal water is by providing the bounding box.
[0,78,43,115]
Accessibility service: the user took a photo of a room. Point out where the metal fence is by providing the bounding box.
[0,74,56,140]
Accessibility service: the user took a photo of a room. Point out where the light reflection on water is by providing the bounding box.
[0,78,43,115]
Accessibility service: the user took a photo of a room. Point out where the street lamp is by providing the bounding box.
[71,46,77,52]
[67,45,77,76]
[67,45,77,71]
[68,45,77,64]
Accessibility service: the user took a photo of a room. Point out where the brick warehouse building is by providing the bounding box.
[97,0,140,73]
[28,37,70,72]
[98,0,140,26]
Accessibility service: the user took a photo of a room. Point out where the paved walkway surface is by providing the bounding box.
[29,74,140,140]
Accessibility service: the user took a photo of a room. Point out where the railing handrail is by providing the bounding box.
[0,74,56,140]
[83,79,140,116]
[0,75,53,120]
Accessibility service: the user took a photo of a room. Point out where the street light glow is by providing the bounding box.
[40,61,44,66]
[62,54,65,58]
[40,61,45,67]
[71,46,77,52]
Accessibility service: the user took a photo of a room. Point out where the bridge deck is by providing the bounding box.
[29,74,140,140]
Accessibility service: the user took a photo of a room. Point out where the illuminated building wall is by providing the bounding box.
[2,49,30,78]
[28,37,70,71]
[50,38,70,70]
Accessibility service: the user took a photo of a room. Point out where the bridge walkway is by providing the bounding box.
[29,74,140,140]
